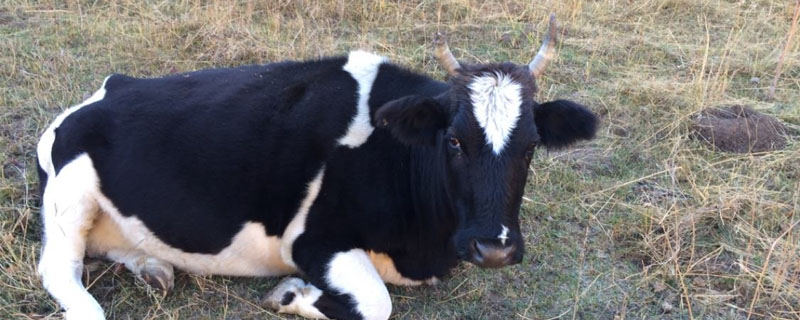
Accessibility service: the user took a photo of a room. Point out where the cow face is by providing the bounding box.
[374,14,597,268]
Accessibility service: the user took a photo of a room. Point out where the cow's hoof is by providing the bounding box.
[137,257,174,293]
[262,277,319,311]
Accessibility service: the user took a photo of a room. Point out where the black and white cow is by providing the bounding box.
[36,15,596,320]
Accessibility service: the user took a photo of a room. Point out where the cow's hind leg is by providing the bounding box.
[265,245,392,320]
[37,155,105,320]
[110,251,175,292]
[86,213,175,292]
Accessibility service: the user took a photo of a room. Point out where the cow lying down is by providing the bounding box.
[36,15,597,320]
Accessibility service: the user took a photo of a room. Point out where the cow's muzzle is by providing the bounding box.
[468,239,521,268]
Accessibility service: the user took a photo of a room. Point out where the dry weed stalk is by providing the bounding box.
[768,0,800,100]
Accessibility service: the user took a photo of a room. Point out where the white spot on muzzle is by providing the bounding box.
[468,72,523,155]
[498,224,510,246]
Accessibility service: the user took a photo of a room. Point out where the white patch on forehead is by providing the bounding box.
[498,224,510,246]
[468,72,523,154]
[339,51,387,148]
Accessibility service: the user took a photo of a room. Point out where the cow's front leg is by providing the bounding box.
[263,277,329,319]
[264,247,391,320]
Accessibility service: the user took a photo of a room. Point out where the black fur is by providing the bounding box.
[36,161,47,204]
[374,95,449,145]
[280,292,296,306]
[534,99,598,149]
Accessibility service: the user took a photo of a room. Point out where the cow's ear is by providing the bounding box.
[374,95,449,145]
[534,100,598,149]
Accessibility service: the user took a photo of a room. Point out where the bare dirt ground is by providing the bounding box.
[1,1,798,319]
[692,105,789,153]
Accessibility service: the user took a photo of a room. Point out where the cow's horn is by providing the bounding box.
[434,32,461,76]
[528,13,558,78]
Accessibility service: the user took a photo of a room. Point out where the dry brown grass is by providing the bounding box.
[1,0,799,319]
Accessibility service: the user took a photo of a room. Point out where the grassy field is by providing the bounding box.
[1,0,799,319]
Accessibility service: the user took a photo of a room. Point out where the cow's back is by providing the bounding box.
[49,57,360,254]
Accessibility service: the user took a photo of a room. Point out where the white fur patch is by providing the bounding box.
[498,224,510,246]
[38,75,111,176]
[327,249,392,320]
[338,51,387,148]
[468,72,523,154]
[38,154,106,320]
[280,168,326,269]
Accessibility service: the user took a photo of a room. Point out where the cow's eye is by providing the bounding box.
[448,137,461,150]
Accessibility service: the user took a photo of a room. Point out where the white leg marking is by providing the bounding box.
[468,72,523,155]
[498,224,510,246]
[338,51,387,148]
[327,249,392,320]
[263,277,328,319]
[37,75,111,177]
[37,154,105,320]
[281,167,326,269]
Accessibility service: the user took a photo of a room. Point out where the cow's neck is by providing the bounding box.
[373,65,457,236]
[366,64,460,272]
[405,142,459,255]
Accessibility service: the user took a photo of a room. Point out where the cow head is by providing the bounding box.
[374,14,598,268]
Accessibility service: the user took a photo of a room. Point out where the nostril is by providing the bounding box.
[472,239,516,267]
[469,240,487,265]
[475,240,489,256]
